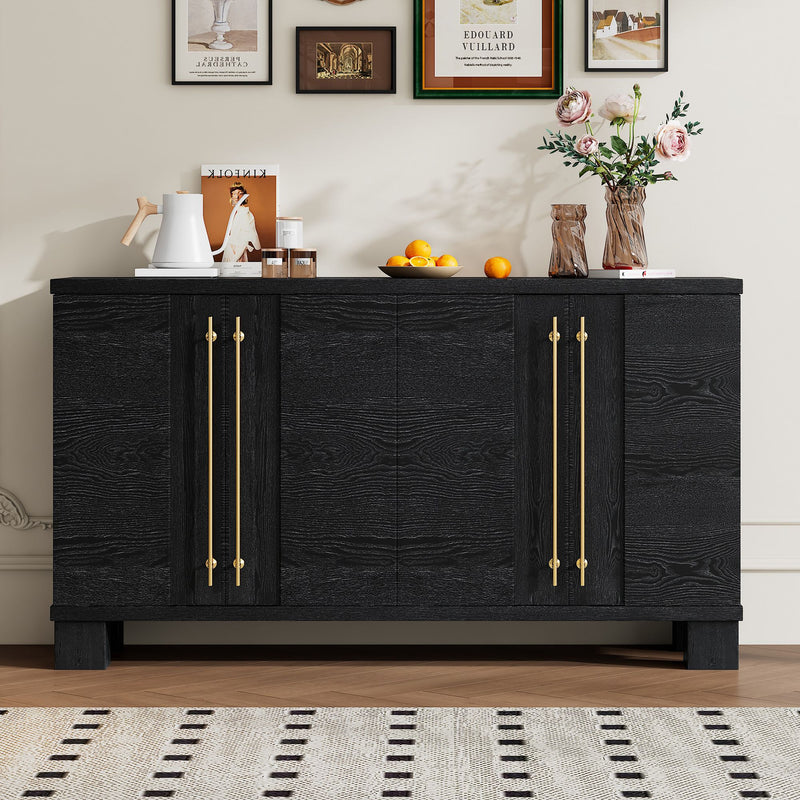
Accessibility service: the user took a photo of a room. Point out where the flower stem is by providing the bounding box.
[628,94,639,153]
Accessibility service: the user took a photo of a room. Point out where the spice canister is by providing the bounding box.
[262,248,289,278]
[276,217,304,250]
[290,249,317,278]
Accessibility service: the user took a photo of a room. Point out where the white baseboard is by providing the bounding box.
[1,525,798,645]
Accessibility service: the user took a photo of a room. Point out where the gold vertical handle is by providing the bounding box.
[205,318,217,586]
[548,317,561,587]
[232,317,245,586]
[576,317,589,586]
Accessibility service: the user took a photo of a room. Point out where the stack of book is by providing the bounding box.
[588,269,676,279]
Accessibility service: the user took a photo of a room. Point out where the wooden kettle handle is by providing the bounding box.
[121,197,159,246]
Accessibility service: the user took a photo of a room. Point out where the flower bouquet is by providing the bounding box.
[539,85,703,269]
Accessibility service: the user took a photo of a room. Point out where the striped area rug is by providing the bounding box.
[1,707,799,799]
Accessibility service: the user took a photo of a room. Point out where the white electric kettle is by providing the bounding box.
[121,191,247,268]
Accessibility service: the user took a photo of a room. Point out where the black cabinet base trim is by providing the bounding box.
[50,605,743,622]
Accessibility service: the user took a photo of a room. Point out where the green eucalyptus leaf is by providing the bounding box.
[611,136,628,156]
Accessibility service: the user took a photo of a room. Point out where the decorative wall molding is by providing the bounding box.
[0,556,796,574]
[0,555,53,571]
[742,521,800,526]
[0,487,52,531]
[741,558,800,572]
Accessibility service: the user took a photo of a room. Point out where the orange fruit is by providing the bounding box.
[408,256,430,267]
[386,255,411,266]
[437,254,459,267]
[484,256,512,279]
[405,240,432,259]
[426,257,439,267]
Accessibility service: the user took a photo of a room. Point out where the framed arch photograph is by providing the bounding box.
[296,27,397,94]
[172,0,273,85]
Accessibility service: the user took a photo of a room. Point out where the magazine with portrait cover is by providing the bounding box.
[201,165,279,262]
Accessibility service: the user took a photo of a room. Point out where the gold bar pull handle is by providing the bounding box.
[205,317,217,586]
[576,317,589,586]
[232,316,245,587]
[548,317,561,587]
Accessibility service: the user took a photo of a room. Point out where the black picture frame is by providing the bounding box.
[414,0,563,100]
[172,0,273,85]
[585,0,668,72]
[296,27,397,95]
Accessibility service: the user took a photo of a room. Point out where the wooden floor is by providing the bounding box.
[1,645,799,708]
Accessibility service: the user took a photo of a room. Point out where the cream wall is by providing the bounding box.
[1,0,798,645]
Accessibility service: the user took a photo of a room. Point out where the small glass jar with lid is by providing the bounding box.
[262,248,288,278]
[290,249,317,278]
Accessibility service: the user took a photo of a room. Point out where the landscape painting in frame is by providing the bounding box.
[173,0,273,84]
[585,0,667,72]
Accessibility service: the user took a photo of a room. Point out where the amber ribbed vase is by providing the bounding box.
[603,185,648,269]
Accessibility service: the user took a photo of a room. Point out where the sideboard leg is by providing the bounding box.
[671,621,687,651]
[107,621,125,657]
[684,621,739,670]
[54,621,110,670]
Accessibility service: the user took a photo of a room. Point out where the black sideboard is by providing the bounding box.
[51,277,742,669]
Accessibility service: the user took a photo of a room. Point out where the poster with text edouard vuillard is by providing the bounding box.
[416,0,562,98]
[173,0,272,84]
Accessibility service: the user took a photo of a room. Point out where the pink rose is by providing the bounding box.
[576,135,599,156]
[655,122,690,162]
[556,88,592,127]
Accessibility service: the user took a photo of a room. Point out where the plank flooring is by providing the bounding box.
[1,645,799,707]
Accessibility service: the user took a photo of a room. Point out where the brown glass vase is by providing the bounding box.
[549,204,588,278]
[603,185,648,269]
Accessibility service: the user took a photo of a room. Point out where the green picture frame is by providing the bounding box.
[414,0,563,99]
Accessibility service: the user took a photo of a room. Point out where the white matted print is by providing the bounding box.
[585,0,667,72]
[173,0,273,84]
[460,0,518,25]
[436,0,541,79]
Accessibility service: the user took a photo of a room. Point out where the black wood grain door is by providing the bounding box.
[53,295,172,607]
[515,296,571,606]
[225,296,280,606]
[397,297,515,606]
[568,296,624,605]
[171,296,279,606]
[280,296,397,606]
[171,295,227,606]
[515,296,623,607]
[624,295,740,606]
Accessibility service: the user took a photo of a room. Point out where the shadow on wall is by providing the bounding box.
[0,291,56,509]
[356,123,559,278]
[0,218,148,496]
[30,216,154,283]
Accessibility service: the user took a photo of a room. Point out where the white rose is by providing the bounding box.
[599,93,636,124]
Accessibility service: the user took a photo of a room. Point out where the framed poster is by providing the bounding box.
[173,0,273,85]
[585,0,668,72]
[414,0,562,99]
[297,27,396,94]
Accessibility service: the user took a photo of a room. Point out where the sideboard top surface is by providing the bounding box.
[51,277,743,296]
